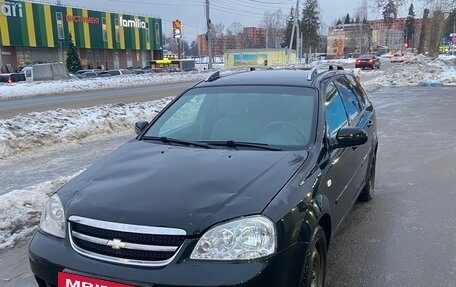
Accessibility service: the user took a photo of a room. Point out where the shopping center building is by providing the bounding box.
[0,0,163,72]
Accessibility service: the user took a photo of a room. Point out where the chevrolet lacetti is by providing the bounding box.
[29,65,378,287]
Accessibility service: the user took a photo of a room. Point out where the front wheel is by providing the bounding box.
[358,155,376,202]
[298,226,327,287]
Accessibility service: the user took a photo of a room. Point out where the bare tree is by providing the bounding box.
[370,0,455,13]
[261,9,287,48]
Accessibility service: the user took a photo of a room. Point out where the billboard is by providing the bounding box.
[0,0,162,50]
[327,30,345,58]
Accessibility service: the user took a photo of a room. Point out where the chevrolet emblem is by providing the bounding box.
[107,238,127,250]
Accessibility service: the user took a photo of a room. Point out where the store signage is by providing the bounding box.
[0,1,23,18]
[119,17,147,29]
[66,15,100,25]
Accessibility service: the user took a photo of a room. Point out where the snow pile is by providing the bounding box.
[362,58,456,91]
[0,72,209,100]
[0,172,80,249]
[0,97,173,159]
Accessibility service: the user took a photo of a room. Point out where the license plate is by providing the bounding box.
[58,271,135,287]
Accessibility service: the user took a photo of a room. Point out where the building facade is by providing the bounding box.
[327,17,423,58]
[0,0,163,72]
[224,48,296,68]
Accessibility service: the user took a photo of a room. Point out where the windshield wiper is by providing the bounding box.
[204,140,282,151]
[141,136,213,149]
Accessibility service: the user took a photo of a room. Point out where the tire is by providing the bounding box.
[358,155,376,202]
[298,226,327,287]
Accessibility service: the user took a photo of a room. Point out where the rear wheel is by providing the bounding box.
[358,155,376,202]
[298,226,327,287]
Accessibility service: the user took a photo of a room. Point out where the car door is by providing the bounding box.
[319,81,358,228]
[334,76,372,201]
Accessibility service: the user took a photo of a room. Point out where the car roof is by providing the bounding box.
[194,66,350,89]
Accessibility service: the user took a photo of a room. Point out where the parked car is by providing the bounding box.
[402,53,417,61]
[76,71,98,79]
[29,65,377,287]
[96,71,111,77]
[107,69,133,76]
[355,54,381,69]
[391,53,405,63]
[0,72,26,83]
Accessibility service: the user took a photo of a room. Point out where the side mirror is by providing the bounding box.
[332,127,368,149]
[135,121,149,135]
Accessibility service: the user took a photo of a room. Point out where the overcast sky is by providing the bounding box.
[37,0,408,41]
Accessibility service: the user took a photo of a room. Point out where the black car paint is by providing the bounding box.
[29,69,377,287]
[60,140,309,235]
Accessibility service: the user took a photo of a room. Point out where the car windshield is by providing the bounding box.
[359,55,373,59]
[143,86,318,150]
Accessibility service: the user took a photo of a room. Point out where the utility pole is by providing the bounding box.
[205,0,213,70]
[287,0,299,65]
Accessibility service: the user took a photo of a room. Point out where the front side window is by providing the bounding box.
[325,82,348,135]
[144,86,317,149]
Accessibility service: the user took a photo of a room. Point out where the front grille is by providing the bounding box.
[68,216,187,266]
[71,222,186,246]
[73,237,174,261]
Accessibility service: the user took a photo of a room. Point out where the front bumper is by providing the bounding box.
[29,230,306,287]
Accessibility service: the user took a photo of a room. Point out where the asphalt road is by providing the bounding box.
[1,86,455,286]
[0,81,195,119]
[0,61,391,120]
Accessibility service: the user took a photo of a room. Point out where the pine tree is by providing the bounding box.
[344,13,351,24]
[66,33,82,73]
[404,3,416,48]
[383,0,397,49]
[301,0,321,55]
[282,7,296,49]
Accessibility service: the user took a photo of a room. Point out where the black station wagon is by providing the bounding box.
[29,65,378,287]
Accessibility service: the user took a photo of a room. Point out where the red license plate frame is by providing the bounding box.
[58,271,135,287]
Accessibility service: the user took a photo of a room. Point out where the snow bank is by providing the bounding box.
[0,72,208,100]
[0,172,80,249]
[362,58,456,91]
[0,97,173,159]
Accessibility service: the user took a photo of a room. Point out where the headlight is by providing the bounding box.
[39,194,66,238]
[190,215,276,261]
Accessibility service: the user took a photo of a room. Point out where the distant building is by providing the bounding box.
[224,48,296,68]
[0,0,163,72]
[327,17,423,58]
[327,23,372,58]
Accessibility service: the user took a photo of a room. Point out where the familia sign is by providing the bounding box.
[119,17,148,29]
[0,1,23,18]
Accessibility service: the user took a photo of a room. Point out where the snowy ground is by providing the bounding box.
[0,56,455,250]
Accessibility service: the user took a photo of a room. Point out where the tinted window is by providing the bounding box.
[335,78,362,122]
[158,94,206,135]
[325,82,348,135]
[145,86,317,149]
[344,74,368,107]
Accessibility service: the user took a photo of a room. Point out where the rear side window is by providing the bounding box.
[335,77,362,122]
[325,82,348,135]
[344,74,368,107]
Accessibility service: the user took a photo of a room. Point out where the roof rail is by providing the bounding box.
[307,64,344,81]
[204,66,271,82]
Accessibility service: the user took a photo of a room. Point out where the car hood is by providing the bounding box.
[60,140,308,235]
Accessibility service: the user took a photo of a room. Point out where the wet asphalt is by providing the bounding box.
[0,86,455,286]
[326,86,456,287]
